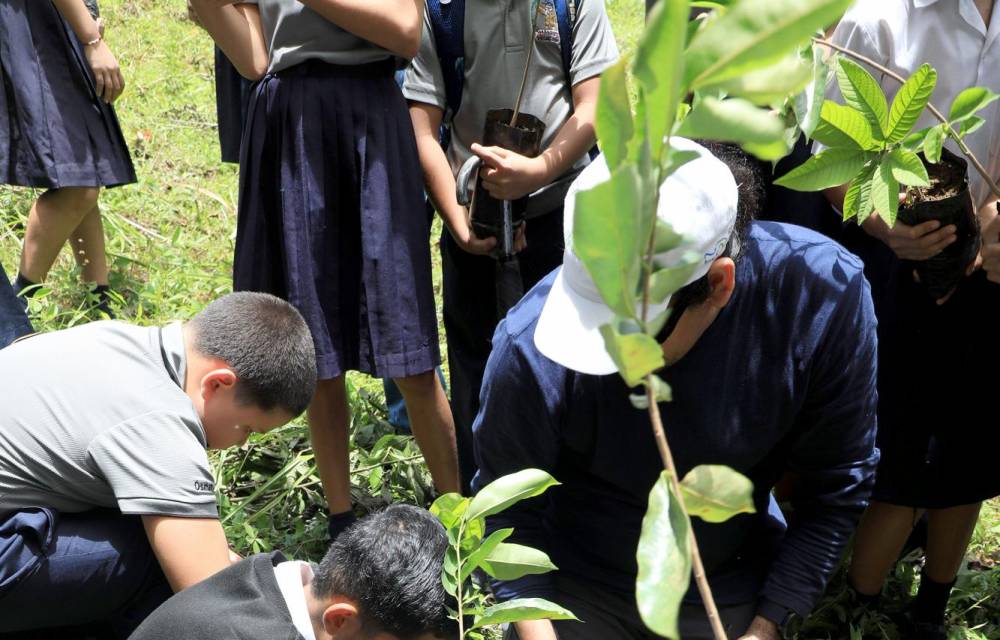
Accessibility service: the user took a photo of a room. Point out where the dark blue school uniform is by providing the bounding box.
[0,262,32,349]
[472,222,880,630]
[213,47,252,164]
[0,0,135,189]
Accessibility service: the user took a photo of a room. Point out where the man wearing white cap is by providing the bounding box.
[472,140,880,640]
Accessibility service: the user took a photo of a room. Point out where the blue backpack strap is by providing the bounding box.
[553,0,575,87]
[427,0,466,124]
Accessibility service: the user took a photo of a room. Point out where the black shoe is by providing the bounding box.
[912,620,947,640]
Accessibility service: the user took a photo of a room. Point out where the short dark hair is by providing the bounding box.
[312,505,456,639]
[188,292,317,416]
[658,141,762,339]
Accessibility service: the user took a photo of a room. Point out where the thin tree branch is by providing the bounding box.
[814,37,1000,200]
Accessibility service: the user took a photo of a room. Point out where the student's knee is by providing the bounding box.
[48,186,100,217]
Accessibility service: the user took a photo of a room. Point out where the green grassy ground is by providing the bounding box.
[1,1,997,638]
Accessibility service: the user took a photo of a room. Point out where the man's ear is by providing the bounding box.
[322,600,362,637]
[198,368,237,402]
[705,257,736,309]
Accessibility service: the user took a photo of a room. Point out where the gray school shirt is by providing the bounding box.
[247,0,395,74]
[402,0,619,217]
[0,321,218,518]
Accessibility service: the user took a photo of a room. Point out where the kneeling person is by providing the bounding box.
[0,292,317,636]
[131,504,456,640]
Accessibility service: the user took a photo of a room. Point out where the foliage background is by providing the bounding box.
[0,0,995,637]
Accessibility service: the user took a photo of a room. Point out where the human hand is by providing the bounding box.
[980,209,1000,284]
[448,208,497,256]
[861,212,956,261]
[737,616,781,640]
[471,143,548,201]
[84,39,125,103]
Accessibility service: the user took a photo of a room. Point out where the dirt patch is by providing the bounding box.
[907,155,966,204]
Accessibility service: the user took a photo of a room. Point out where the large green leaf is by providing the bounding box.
[835,58,888,138]
[430,493,469,530]
[634,0,689,161]
[573,163,643,319]
[648,257,700,305]
[470,599,577,630]
[596,58,634,171]
[466,469,560,522]
[959,116,986,138]
[480,543,558,581]
[773,147,869,191]
[842,162,876,222]
[885,64,937,143]
[948,86,1000,123]
[794,45,832,138]
[676,96,787,145]
[599,321,666,388]
[460,528,513,582]
[923,123,946,163]
[700,52,813,105]
[872,158,901,226]
[813,101,876,150]
[684,0,853,89]
[636,472,691,639]
[886,147,929,187]
[629,374,673,410]
[679,465,755,523]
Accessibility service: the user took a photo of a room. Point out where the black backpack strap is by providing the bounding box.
[427,0,466,130]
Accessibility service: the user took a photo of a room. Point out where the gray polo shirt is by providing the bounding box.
[0,321,218,518]
[403,0,619,216]
[247,0,394,74]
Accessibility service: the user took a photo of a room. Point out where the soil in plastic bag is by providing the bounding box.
[897,148,980,300]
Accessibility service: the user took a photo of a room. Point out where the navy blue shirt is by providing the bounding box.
[471,222,879,623]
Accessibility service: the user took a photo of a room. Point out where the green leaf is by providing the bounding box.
[596,57,634,171]
[835,58,888,138]
[636,471,691,639]
[430,493,469,530]
[948,86,1000,123]
[442,546,459,594]
[573,163,643,319]
[599,322,666,388]
[813,101,875,150]
[660,148,701,182]
[872,158,901,226]
[923,123,946,163]
[480,542,558,581]
[634,0,689,161]
[773,147,869,191]
[676,97,787,145]
[470,598,577,630]
[886,147,929,187]
[629,374,673,410]
[679,465,756,523]
[743,138,794,162]
[648,257,700,305]
[959,116,986,138]
[794,45,832,138]
[885,63,937,143]
[466,469,560,522]
[842,162,876,222]
[684,0,854,89]
[461,528,513,582]
[700,53,813,105]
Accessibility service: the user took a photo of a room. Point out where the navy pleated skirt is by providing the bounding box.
[0,0,135,188]
[214,47,251,165]
[234,59,440,381]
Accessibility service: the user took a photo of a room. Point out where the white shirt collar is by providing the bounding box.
[274,560,317,640]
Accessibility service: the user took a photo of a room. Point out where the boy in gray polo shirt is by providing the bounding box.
[402,0,618,489]
[0,292,317,637]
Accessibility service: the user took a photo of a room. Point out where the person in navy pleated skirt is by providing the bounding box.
[191,0,460,538]
[0,0,134,311]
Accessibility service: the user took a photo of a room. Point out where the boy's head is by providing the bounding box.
[309,504,457,640]
[183,292,317,448]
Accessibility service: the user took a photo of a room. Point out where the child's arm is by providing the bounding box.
[409,102,497,255]
[142,515,235,591]
[51,0,124,103]
[190,1,268,80]
[473,76,600,202]
[299,0,423,59]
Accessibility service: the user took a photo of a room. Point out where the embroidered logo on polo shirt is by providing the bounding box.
[194,480,215,492]
[535,0,561,44]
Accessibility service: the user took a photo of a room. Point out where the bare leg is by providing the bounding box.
[848,501,926,595]
[19,187,100,283]
[393,370,461,495]
[69,205,110,286]
[307,377,353,514]
[924,502,982,583]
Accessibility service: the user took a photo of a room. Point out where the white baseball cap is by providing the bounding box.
[534,138,739,375]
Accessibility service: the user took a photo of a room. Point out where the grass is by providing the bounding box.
[1,1,998,638]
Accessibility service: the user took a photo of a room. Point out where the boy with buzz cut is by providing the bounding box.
[403,0,619,489]
[0,292,318,637]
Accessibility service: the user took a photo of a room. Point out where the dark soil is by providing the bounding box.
[907,155,965,204]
